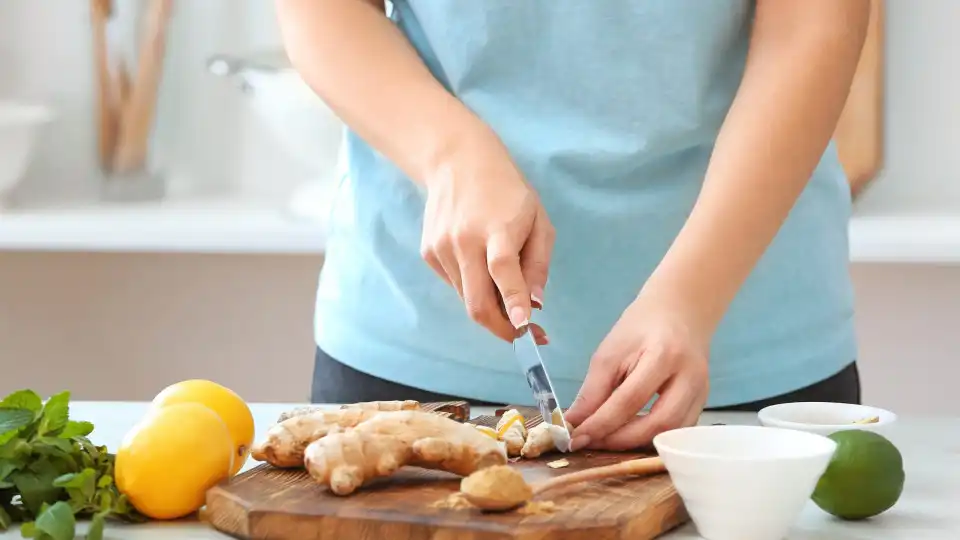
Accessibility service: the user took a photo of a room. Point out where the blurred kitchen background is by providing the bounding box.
[0,1,957,413]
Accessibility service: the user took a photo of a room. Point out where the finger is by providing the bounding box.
[528,322,549,346]
[487,230,531,329]
[679,388,708,428]
[436,248,463,298]
[586,415,647,451]
[564,353,622,429]
[573,350,669,445]
[420,244,451,286]
[592,373,700,451]
[520,209,554,307]
[460,247,518,342]
[680,403,703,429]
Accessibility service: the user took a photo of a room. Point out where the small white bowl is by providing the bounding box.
[0,100,54,205]
[653,425,836,540]
[757,402,896,437]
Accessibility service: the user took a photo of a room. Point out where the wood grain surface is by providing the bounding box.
[205,404,688,540]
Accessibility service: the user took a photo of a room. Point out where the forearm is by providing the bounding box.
[642,0,871,334]
[275,0,491,186]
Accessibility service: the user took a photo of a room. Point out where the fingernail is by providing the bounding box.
[571,435,591,452]
[508,306,528,329]
[531,287,544,309]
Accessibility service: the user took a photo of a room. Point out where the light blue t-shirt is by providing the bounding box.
[314,0,857,408]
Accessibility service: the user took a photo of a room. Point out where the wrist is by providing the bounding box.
[637,265,726,341]
[417,108,501,191]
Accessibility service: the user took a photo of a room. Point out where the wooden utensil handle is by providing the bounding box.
[532,456,666,495]
[91,0,118,170]
[112,0,173,174]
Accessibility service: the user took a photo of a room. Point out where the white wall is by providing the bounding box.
[0,0,306,206]
[854,1,960,215]
[0,1,957,414]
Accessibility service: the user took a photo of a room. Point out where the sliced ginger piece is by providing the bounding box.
[468,424,509,457]
[304,410,508,495]
[496,409,527,457]
[470,424,499,440]
[251,408,381,468]
[521,420,573,459]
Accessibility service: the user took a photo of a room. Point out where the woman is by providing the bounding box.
[276,0,870,451]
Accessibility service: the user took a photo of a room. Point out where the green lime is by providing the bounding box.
[811,429,905,520]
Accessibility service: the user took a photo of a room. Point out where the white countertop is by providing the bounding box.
[0,401,955,539]
[2,196,960,263]
[0,197,327,255]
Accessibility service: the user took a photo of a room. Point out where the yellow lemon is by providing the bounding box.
[115,402,234,520]
[151,379,255,475]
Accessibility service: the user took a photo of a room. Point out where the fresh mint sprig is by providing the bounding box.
[0,390,144,540]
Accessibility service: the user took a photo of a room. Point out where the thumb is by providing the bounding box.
[520,209,554,308]
[565,358,618,428]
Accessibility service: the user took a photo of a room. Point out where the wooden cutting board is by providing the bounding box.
[204,404,688,540]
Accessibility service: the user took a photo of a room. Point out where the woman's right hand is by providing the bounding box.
[421,133,554,344]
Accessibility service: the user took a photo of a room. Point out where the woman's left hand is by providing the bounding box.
[564,293,712,451]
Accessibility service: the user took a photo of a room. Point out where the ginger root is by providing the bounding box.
[496,409,527,457]
[277,400,421,422]
[251,408,381,467]
[304,410,508,495]
[341,400,421,412]
[521,420,573,459]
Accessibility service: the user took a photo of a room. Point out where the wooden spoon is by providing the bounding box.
[461,456,666,512]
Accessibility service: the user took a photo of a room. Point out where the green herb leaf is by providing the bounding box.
[85,511,107,540]
[50,473,76,489]
[0,409,34,437]
[79,451,95,471]
[13,460,64,516]
[0,504,11,530]
[19,520,36,538]
[34,437,75,457]
[95,488,113,513]
[0,390,42,414]
[54,468,97,501]
[58,421,94,439]
[0,461,18,483]
[110,493,145,522]
[95,475,112,489]
[38,393,70,437]
[33,500,76,540]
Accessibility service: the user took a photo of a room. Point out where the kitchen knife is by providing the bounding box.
[513,317,573,453]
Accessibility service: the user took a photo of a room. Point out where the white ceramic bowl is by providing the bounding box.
[653,425,836,540]
[208,52,345,223]
[0,101,53,205]
[207,52,344,176]
[757,402,897,437]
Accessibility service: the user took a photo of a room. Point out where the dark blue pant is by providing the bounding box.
[311,346,861,411]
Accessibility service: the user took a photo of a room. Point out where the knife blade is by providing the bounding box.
[513,318,573,453]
